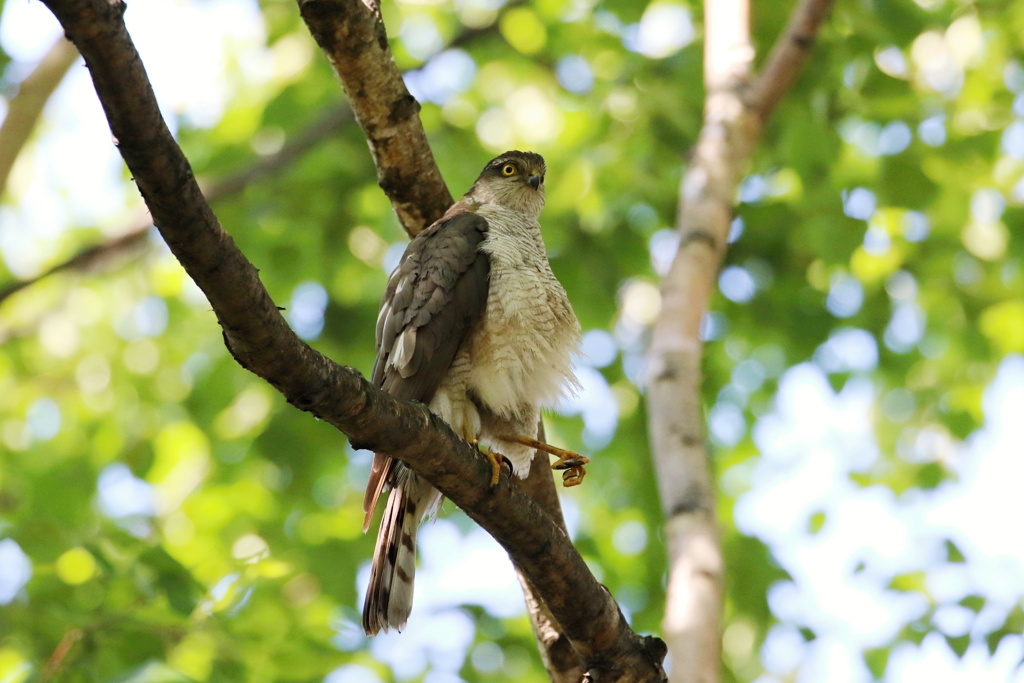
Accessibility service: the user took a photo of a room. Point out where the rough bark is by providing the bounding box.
[646,1,833,681]
[297,0,452,237]
[39,0,665,678]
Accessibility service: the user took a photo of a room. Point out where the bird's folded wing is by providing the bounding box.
[362,211,491,526]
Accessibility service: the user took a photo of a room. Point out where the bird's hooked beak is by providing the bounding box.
[527,173,543,190]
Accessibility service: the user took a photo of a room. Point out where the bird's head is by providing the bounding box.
[468,151,546,218]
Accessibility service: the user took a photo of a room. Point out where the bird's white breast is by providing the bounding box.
[464,205,580,418]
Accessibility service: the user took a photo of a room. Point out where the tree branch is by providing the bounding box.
[0,107,349,306]
[515,422,586,682]
[749,0,834,122]
[0,37,80,198]
[646,0,832,681]
[297,0,452,237]
[38,0,665,679]
[200,106,352,198]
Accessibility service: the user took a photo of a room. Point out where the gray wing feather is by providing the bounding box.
[371,212,489,399]
[363,211,490,528]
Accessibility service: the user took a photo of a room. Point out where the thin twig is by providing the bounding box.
[0,107,350,305]
[40,628,83,682]
[201,106,352,198]
[750,0,835,121]
[0,37,80,197]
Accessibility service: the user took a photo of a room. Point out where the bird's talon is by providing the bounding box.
[552,454,588,487]
[494,433,590,487]
[562,466,586,487]
[482,449,504,487]
[551,455,590,471]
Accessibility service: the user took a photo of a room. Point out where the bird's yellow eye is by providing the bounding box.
[501,164,516,176]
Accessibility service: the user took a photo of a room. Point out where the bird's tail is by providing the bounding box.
[362,467,438,635]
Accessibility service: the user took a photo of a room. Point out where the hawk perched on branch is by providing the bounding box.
[361,151,586,635]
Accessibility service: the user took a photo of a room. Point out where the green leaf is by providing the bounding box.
[944,539,967,563]
[915,462,946,490]
[959,594,986,613]
[863,646,890,678]
[945,634,971,658]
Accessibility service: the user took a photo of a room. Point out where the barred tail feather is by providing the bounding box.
[362,453,393,533]
[362,468,440,635]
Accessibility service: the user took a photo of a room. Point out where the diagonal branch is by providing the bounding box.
[646,0,833,681]
[749,0,834,122]
[0,107,350,306]
[199,106,352,199]
[0,37,80,198]
[297,0,452,238]
[38,0,665,679]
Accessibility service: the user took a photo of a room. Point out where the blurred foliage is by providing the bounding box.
[2,0,1024,681]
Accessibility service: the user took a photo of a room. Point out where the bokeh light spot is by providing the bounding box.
[288,280,328,340]
[55,547,98,585]
[0,540,32,604]
[26,398,60,441]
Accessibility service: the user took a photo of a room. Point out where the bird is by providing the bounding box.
[361,150,587,635]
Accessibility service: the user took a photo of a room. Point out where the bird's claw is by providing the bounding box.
[481,449,507,487]
[551,455,590,470]
[551,454,589,488]
[561,465,587,487]
[493,433,591,488]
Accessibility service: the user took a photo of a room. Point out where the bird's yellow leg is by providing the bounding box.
[466,438,504,488]
[480,448,504,487]
[496,434,590,487]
